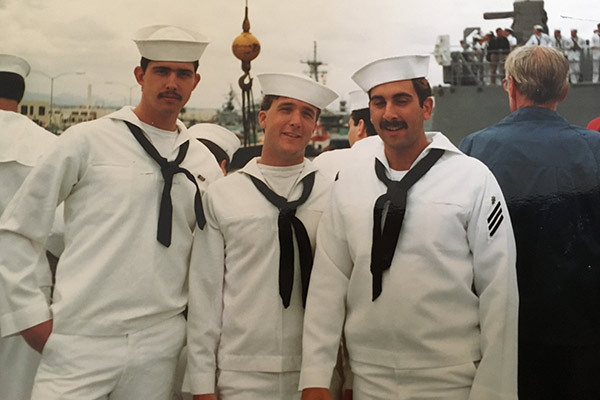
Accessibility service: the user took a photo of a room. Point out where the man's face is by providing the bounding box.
[554,30,561,38]
[369,80,432,155]
[571,30,577,38]
[134,60,200,115]
[258,97,318,165]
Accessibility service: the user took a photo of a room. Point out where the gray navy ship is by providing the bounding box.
[430,0,599,145]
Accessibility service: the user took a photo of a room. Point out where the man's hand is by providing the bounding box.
[193,394,217,400]
[21,319,53,353]
[301,387,333,400]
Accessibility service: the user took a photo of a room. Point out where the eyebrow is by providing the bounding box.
[151,66,194,74]
[371,92,413,102]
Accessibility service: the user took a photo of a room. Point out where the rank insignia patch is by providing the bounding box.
[487,201,504,237]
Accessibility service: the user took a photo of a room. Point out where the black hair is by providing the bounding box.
[0,72,26,103]
[140,57,199,72]
[367,78,432,108]
[198,138,230,171]
[350,107,377,136]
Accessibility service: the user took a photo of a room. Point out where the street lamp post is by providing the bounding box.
[105,81,137,105]
[33,70,85,133]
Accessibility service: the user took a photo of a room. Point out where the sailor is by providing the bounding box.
[299,55,518,400]
[460,44,600,400]
[0,25,222,400]
[188,123,241,174]
[0,54,56,400]
[565,28,586,83]
[551,29,567,55]
[504,27,518,50]
[525,24,553,46]
[591,24,600,83]
[312,89,377,179]
[183,73,341,400]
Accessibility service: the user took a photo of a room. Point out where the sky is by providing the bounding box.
[2,0,598,111]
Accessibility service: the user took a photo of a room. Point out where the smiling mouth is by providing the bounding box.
[380,120,408,132]
[282,132,302,139]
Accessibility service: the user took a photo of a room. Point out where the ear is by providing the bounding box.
[134,66,145,86]
[219,159,227,175]
[258,110,267,130]
[422,97,434,121]
[558,83,570,103]
[192,73,201,91]
[357,119,368,140]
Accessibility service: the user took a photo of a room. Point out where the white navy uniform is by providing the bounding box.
[591,31,600,83]
[184,158,337,399]
[565,35,586,83]
[0,106,222,400]
[525,32,553,46]
[0,110,56,400]
[312,136,385,180]
[299,132,518,400]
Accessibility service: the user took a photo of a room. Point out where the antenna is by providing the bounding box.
[301,41,327,83]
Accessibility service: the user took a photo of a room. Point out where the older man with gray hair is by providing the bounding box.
[460,45,600,400]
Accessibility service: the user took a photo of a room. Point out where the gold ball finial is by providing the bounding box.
[232,32,261,62]
[232,5,260,62]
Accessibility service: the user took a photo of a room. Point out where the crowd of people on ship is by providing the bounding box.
[460,23,600,84]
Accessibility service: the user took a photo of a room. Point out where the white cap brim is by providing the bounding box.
[188,123,241,160]
[349,89,369,111]
[133,25,209,62]
[0,54,30,78]
[257,73,338,110]
[351,55,430,92]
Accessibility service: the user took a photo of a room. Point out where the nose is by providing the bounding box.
[165,72,178,89]
[382,102,397,121]
[288,109,302,127]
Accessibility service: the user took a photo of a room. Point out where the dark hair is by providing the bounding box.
[260,94,321,120]
[0,72,26,102]
[350,107,377,136]
[140,57,199,72]
[367,78,432,108]
[198,138,230,171]
[411,78,432,107]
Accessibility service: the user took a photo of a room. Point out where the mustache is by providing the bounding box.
[158,91,182,100]
[380,119,408,130]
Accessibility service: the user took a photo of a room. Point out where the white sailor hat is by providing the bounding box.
[0,54,31,78]
[133,25,209,62]
[533,24,544,31]
[188,123,241,161]
[349,90,369,111]
[351,55,430,92]
[256,73,338,110]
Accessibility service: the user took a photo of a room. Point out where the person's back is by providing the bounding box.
[462,111,600,335]
[460,45,600,400]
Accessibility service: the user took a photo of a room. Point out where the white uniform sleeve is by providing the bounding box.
[525,34,538,46]
[299,182,353,390]
[0,130,86,336]
[466,170,519,400]
[183,189,225,395]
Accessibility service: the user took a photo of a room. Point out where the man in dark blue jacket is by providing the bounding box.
[460,45,600,400]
